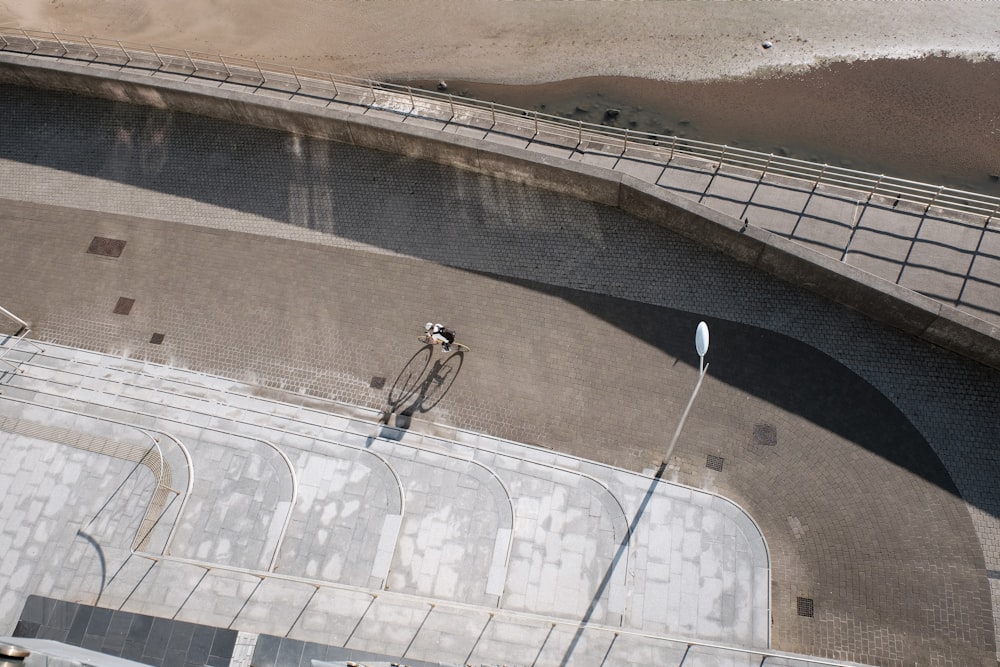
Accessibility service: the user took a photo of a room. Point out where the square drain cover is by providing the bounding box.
[370,376,386,389]
[87,237,126,258]
[150,333,165,345]
[797,597,814,617]
[706,454,724,472]
[113,297,135,315]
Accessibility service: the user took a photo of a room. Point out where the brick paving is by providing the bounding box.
[1,84,999,665]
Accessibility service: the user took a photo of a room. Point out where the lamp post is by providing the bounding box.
[695,321,709,375]
[663,321,711,466]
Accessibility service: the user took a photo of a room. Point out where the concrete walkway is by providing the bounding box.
[0,83,998,666]
[0,342,776,665]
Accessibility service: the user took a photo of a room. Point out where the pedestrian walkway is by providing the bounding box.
[1,77,998,666]
[0,341,809,666]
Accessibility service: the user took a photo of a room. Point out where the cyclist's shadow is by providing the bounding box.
[384,344,466,429]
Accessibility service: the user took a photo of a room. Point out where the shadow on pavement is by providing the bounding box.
[386,345,466,429]
[487,270,961,495]
[560,461,666,666]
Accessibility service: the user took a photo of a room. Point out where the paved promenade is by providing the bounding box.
[0,343,772,665]
[1,84,999,666]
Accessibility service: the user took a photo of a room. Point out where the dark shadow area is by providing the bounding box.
[473,268,962,496]
[14,595,240,667]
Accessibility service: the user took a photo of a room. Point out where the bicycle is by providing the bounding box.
[418,332,471,353]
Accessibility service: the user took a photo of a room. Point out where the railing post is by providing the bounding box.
[83,35,98,60]
[761,153,773,178]
[578,120,583,147]
[986,202,1000,227]
[25,32,39,52]
[533,110,539,138]
[254,59,266,84]
[0,305,30,330]
[183,49,196,72]
[622,128,629,155]
[327,72,339,97]
[867,174,884,202]
[149,44,165,69]
[116,40,131,64]
[368,79,376,105]
[490,101,496,128]
[717,145,728,170]
[813,164,828,190]
[408,86,415,111]
[291,66,302,92]
[926,185,944,213]
[52,33,69,56]
[668,136,678,163]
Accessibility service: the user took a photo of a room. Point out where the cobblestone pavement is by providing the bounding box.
[1,85,999,665]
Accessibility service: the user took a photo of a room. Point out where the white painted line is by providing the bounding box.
[371,513,402,579]
[485,527,512,596]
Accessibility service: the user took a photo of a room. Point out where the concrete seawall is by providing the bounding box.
[2,52,997,369]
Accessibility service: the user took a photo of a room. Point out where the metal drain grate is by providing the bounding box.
[706,454,724,472]
[797,597,814,617]
[149,333,165,345]
[113,297,135,315]
[370,376,386,389]
[753,423,777,447]
[87,237,126,258]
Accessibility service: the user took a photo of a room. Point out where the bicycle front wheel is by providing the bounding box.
[451,342,471,353]
[418,334,435,345]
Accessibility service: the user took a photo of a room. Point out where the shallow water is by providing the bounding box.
[405,57,1000,196]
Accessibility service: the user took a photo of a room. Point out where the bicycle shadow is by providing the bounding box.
[383,344,466,429]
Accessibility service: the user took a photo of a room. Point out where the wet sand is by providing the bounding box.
[409,57,1000,193]
[2,1,999,191]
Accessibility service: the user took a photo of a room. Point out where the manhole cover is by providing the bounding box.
[706,454,724,472]
[150,333,165,345]
[370,376,386,389]
[796,597,814,617]
[87,236,126,258]
[753,423,777,447]
[113,297,135,315]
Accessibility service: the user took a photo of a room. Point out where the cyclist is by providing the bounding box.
[425,322,456,352]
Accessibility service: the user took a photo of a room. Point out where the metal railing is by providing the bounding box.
[0,304,42,373]
[2,27,998,226]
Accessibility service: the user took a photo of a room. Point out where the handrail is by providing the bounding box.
[0,304,43,373]
[1,27,998,226]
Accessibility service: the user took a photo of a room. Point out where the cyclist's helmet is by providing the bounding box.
[425,322,434,331]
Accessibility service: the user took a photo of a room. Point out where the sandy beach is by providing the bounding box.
[2,0,999,190]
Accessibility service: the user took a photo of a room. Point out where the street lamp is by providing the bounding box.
[663,321,711,466]
[695,321,709,375]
